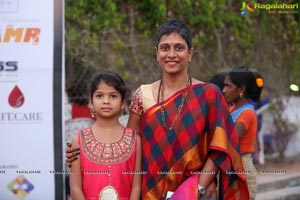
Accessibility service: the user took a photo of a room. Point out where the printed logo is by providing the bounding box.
[0,61,19,82]
[240,2,254,15]
[0,61,18,72]
[1,84,43,124]
[7,175,34,200]
[8,85,25,108]
[0,25,41,45]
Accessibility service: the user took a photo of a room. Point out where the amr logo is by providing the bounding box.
[0,25,41,45]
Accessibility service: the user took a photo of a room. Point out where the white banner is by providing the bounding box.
[0,0,64,199]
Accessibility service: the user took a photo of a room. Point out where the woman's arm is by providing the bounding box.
[198,158,218,187]
[235,122,247,139]
[130,133,142,200]
[198,157,218,198]
[69,136,85,200]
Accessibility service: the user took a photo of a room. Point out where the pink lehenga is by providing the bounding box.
[78,127,137,200]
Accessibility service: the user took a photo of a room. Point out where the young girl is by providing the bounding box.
[69,71,142,200]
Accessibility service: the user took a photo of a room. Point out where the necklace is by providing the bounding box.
[157,76,191,131]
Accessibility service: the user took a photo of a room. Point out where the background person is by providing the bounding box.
[222,66,263,200]
[208,72,227,92]
[66,80,95,121]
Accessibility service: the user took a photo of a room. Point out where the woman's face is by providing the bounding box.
[223,76,243,104]
[156,33,193,75]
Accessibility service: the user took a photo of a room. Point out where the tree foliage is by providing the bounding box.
[65,0,300,96]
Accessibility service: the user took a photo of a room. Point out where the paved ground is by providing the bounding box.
[256,155,300,184]
[255,155,300,199]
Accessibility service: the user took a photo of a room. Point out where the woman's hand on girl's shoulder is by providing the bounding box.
[66,142,80,168]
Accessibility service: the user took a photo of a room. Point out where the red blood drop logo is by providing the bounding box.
[8,85,25,108]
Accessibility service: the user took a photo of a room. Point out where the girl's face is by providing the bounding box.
[223,76,243,104]
[156,33,193,75]
[91,81,124,119]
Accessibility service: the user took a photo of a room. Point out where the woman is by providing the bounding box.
[67,19,249,200]
[128,19,248,199]
[223,67,263,200]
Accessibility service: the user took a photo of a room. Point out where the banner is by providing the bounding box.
[0,0,64,199]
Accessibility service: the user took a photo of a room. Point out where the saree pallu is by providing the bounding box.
[139,83,249,200]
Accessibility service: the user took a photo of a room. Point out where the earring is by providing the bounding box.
[91,108,95,118]
[239,92,243,98]
[119,108,125,116]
